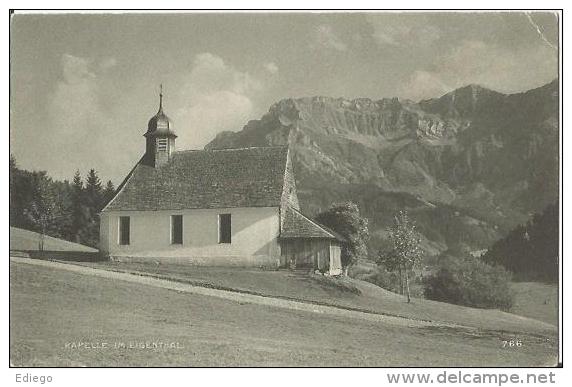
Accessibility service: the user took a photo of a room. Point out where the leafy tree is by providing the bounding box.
[9,154,16,188]
[9,155,20,226]
[424,252,513,310]
[10,159,111,250]
[378,210,424,303]
[10,155,35,229]
[22,172,56,254]
[315,202,369,276]
[45,180,74,241]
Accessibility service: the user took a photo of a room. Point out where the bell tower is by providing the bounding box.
[144,85,177,167]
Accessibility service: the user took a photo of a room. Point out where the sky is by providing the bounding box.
[10,11,559,184]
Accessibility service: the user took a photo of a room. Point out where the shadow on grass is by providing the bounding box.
[10,250,105,262]
[286,270,362,295]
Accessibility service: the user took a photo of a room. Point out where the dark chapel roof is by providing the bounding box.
[103,146,290,212]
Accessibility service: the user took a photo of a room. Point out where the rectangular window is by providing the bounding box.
[119,216,130,245]
[171,215,183,245]
[218,213,231,244]
[157,139,168,151]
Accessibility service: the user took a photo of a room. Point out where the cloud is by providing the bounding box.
[264,62,279,75]
[399,39,558,100]
[179,91,253,148]
[99,57,118,70]
[366,14,441,48]
[43,52,265,178]
[313,24,347,51]
[183,53,261,99]
[174,53,263,149]
[61,54,96,83]
[401,70,452,101]
[49,55,103,141]
[45,54,118,179]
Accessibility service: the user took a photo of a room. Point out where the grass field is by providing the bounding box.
[71,260,557,337]
[510,282,559,326]
[351,259,560,329]
[9,228,559,366]
[10,262,558,367]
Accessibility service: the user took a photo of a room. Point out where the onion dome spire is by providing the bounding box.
[145,84,176,137]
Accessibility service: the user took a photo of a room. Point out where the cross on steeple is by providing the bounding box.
[159,84,163,112]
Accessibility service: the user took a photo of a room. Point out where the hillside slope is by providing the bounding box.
[66,259,557,336]
[11,260,557,366]
[207,81,559,254]
[10,226,97,253]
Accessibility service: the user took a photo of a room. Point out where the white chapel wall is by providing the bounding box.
[100,206,281,267]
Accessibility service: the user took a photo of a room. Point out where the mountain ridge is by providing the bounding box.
[206,80,559,256]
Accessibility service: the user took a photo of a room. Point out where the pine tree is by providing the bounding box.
[85,169,103,210]
[72,170,83,191]
[83,169,103,247]
[103,180,116,207]
[10,161,109,248]
[71,170,87,243]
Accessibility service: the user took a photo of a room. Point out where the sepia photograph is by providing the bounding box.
[9,9,561,369]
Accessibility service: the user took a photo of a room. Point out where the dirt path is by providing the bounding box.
[10,256,463,329]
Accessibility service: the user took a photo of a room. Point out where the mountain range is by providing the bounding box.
[206,80,559,256]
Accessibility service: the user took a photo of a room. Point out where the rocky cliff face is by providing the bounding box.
[206,80,559,255]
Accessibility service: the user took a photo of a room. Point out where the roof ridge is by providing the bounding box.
[174,145,288,154]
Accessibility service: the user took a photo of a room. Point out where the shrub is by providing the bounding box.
[361,265,425,298]
[423,254,513,310]
[363,265,402,293]
[347,262,375,279]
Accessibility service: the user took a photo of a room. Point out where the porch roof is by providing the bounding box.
[280,206,346,242]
